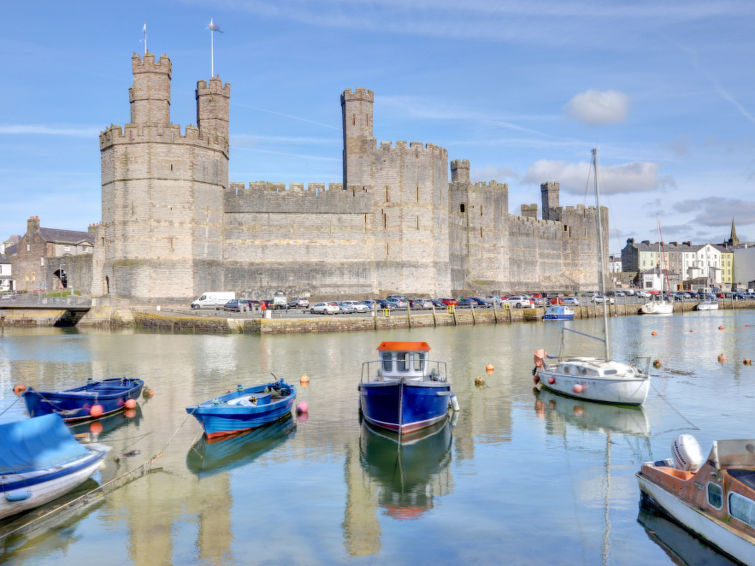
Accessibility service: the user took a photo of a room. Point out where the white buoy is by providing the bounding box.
[449,394,460,412]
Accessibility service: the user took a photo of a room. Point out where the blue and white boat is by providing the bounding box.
[186,377,296,439]
[543,305,575,320]
[358,341,455,435]
[0,414,109,520]
[21,377,144,422]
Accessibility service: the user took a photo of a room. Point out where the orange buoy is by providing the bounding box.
[548,377,556,385]
[689,329,694,333]
[651,331,657,337]
[300,375,310,384]
[573,406,584,417]
[718,325,724,330]
[124,408,137,419]
[653,359,662,368]
[90,404,104,418]
[717,354,726,363]
[474,376,485,387]
[13,383,27,396]
[485,364,494,375]
[573,384,584,394]
[142,387,154,399]
[743,359,752,366]
[124,398,137,409]
[89,421,103,435]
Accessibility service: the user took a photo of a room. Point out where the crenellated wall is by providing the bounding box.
[93,51,606,302]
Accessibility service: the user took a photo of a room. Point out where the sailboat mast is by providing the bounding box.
[592,148,610,360]
[657,216,671,298]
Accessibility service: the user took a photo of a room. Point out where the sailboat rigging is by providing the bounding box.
[533,148,650,406]
[639,216,673,315]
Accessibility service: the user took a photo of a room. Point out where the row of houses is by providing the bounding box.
[618,222,755,292]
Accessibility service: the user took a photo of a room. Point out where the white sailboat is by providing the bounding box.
[639,218,673,315]
[534,149,650,406]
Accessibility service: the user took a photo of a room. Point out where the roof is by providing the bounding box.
[4,244,17,256]
[377,341,431,352]
[38,227,93,245]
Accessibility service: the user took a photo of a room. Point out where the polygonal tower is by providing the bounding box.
[341,88,375,188]
[97,52,229,301]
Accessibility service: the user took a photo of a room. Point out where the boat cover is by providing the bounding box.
[0,414,90,475]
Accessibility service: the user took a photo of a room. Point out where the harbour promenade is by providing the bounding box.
[1,296,753,333]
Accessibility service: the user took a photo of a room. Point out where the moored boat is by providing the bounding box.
[697,300,720,311]
[0,414,109,520]
[186,377,296,439]
[636,435,755,565]
[543,305,575,321]
[639,299,674,315]
[358,341,456,435]
[21,377,144,422]
[534,149,650,406]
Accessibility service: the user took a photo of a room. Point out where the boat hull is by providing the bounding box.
[1,446,107,520]
[186,381,296,439]
[22,378,144,422]
[640,301,674,315]
[358,380,451,434]
[637,473,754,565]
[537,368,649,405]
[696,301,719,311]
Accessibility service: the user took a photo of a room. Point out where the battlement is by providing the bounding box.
[374,139,448,158]
[341,88,374,103]
[132,52,171,77]
[99,123,228,154]
[196,77,230,97]
[224,181,372,214]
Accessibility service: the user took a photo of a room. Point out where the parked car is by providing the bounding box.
[311,302,339,315]
[386,297,408,308]
[362,299,379,310]
[431,299,445,308]
[440,298,458,306]
[375,299,396,310]
[486,295,505,306]
[457,298,477,307]
[562,297,579,306]
[504,295,532,308]
[337,301,357,314]
[471,297,491,307]
[341,300,369,313]
[288,297,310,308]
[592,295,615,305]
[223,299,253,312]
[409,298,433,310]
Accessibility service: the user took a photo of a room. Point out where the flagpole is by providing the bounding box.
[143,23,147,55]
[210,23,214,76]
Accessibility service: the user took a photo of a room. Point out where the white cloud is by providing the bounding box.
[565,90,630,125]
[522,158,674,194]
[472,165,519,182]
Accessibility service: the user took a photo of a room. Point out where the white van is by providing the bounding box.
[191,291,235,309]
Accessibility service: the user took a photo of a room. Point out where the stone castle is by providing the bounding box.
[85,51,606,301]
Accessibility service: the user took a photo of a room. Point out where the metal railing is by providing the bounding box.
[360,360,448,383]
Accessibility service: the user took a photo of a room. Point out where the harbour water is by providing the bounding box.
[0,310,753,565]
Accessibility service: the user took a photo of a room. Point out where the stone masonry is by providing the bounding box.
[91,51,607,301]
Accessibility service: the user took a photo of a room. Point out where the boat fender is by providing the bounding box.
[449,394,460,412]
[13,383,27,396]
[671,434,703,472]
[5,490,32,502]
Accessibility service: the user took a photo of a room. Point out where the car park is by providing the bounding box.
[311,302,339,315]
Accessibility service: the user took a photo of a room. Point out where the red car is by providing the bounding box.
[440,298,458,306]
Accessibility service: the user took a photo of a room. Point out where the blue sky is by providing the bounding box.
[2,0,754,253]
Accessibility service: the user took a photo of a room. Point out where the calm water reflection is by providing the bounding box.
[0,309,754,565]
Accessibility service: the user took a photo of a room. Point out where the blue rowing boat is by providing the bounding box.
[0,414,109,519]
[543,305,575,320]
[21,377,144,422]
[186,377,296,439]
[358,341,454,435]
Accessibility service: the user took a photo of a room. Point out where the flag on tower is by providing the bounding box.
[208,18,223,32]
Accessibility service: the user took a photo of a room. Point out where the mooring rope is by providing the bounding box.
[649,378,699,431]
[0,395,21,418]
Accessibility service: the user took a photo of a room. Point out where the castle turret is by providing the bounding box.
[341,88,374,187]
[129,52,172,125]
[541,181,560,221]
[196,77,230,140]
[450,159,470,184]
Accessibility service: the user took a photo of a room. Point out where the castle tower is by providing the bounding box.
[541,181,560,221]
[450,159,470,184]
[341,88,375,188]
[98,53,228,301]
[129,52,171,125]
[196,77,230,140]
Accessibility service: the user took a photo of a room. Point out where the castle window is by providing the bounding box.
[564,225,568,231]
[383,213,387,229]
[364,214,367,231]
[480,227,483,239]
[416,185,420,202]
[460,204,466,213]
[416,217,420,230]
[385,186,390,203]
[480,205,484,216]
[352,114,356,126]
